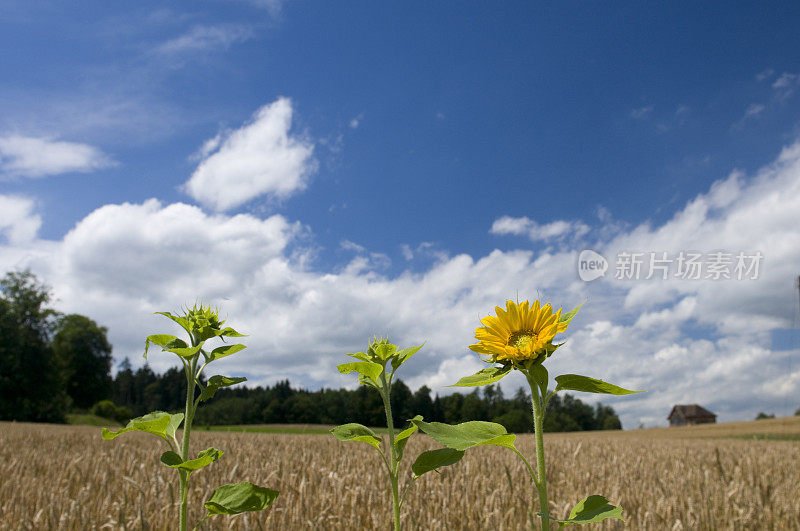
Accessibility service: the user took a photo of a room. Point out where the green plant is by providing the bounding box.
[331,338,463,531]
[415,299,642,529]
[101,304,278,530]
[90,399,131,424]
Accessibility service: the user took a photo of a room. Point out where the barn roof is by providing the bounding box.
[667,404,716,420]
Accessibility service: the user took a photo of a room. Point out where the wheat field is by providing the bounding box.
[1,419,798,530]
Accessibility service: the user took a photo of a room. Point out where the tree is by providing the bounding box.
[0,270,69,422]
[411,385,435,421]
[52,314,113,409]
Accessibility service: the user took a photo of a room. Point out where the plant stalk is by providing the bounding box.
[380,372,401,531]
[528,374,550,531]
[179,355,197,531]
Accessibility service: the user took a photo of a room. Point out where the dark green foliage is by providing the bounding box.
[90,399,132,424]
[755,412,775,420]
[114,369,622,431]
[53,314,113,409]
[0,270,70,422]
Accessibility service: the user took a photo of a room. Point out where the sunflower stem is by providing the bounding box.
[380,370,401,531]
[527,371,550,531]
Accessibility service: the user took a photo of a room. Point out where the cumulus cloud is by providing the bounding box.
[184,98,316,211]
[0,195,41,244]
[3,142,800,428]
[491,215,589,241]
[0,135,114,178]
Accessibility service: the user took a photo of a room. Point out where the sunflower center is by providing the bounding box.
[509,330,537,350]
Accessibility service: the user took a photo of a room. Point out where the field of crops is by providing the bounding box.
[1,417,798,530]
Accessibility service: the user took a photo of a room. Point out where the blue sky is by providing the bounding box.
[1,1,799,427]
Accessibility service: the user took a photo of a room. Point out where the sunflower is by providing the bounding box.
[469,299,569,364]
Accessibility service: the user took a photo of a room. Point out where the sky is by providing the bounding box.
[1,1,799,428]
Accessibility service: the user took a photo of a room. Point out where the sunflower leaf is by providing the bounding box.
[330,423,382,450]
[528,364,548,400]
[337,361,384,387]
[538,495,624,526]
[204,482,279,515]
[411,419,517,451]
[199,375,247,402]
[144,334,186,359]
[344,351,372,362]
[391,344,423,370]
[554,374,642,395]
[102,411,184,443]
[396,416,422,461]
[559,303,584,325]
[154,311,193,335]
[411,448,465,477]
[448,365,512,387]
[161,447,223,474]
[205,344,246,362]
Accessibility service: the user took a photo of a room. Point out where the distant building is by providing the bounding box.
[667,404,717,426]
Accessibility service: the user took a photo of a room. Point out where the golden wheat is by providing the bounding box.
[1,420,798,530]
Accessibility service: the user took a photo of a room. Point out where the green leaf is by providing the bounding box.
[161,447,223,474]
[538,495,624,526]
[206,343,246,362]
[101,411,184,443]
[164,344,203,358]
[330,423,382,450]
[395,415,422,461]
[554,374,642,395]
[144,334,186,359]
[448,365,512,387]
[559,302,584,325]
[199,375,247,402]
[155,311,193,335]
[371,342,397,362]
[411,419,517,451]
[337,361,384,386]
[217,326,246,338]
[411,448,465,477]
[344,351,372,362]
[528,364,548,400]
[391,344,423,370]
[160,450,182,467]
[204,482,279,515]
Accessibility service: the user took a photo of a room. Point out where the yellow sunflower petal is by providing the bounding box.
[475,326,505,343]
[481,315,510,336]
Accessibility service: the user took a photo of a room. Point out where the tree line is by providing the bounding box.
[109,363,622,432]
[1,270,622,432]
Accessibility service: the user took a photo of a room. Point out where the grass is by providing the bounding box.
[1,417,798,529]
[65,413,120,427]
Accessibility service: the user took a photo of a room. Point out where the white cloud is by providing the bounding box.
[155,24,254,55]
[0,135,114,178]
[0,195,41,244]
[771,72,799,99]
[630,106,653,119]
[184,98,317,211]
[744,103,766,117]
[349,114,364,129]
[772,72,797,89]
[491,216,589,241]
[756,68,774,82]
[3,141,800,428]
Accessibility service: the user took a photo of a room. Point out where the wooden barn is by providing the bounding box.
[667,404,717,426]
